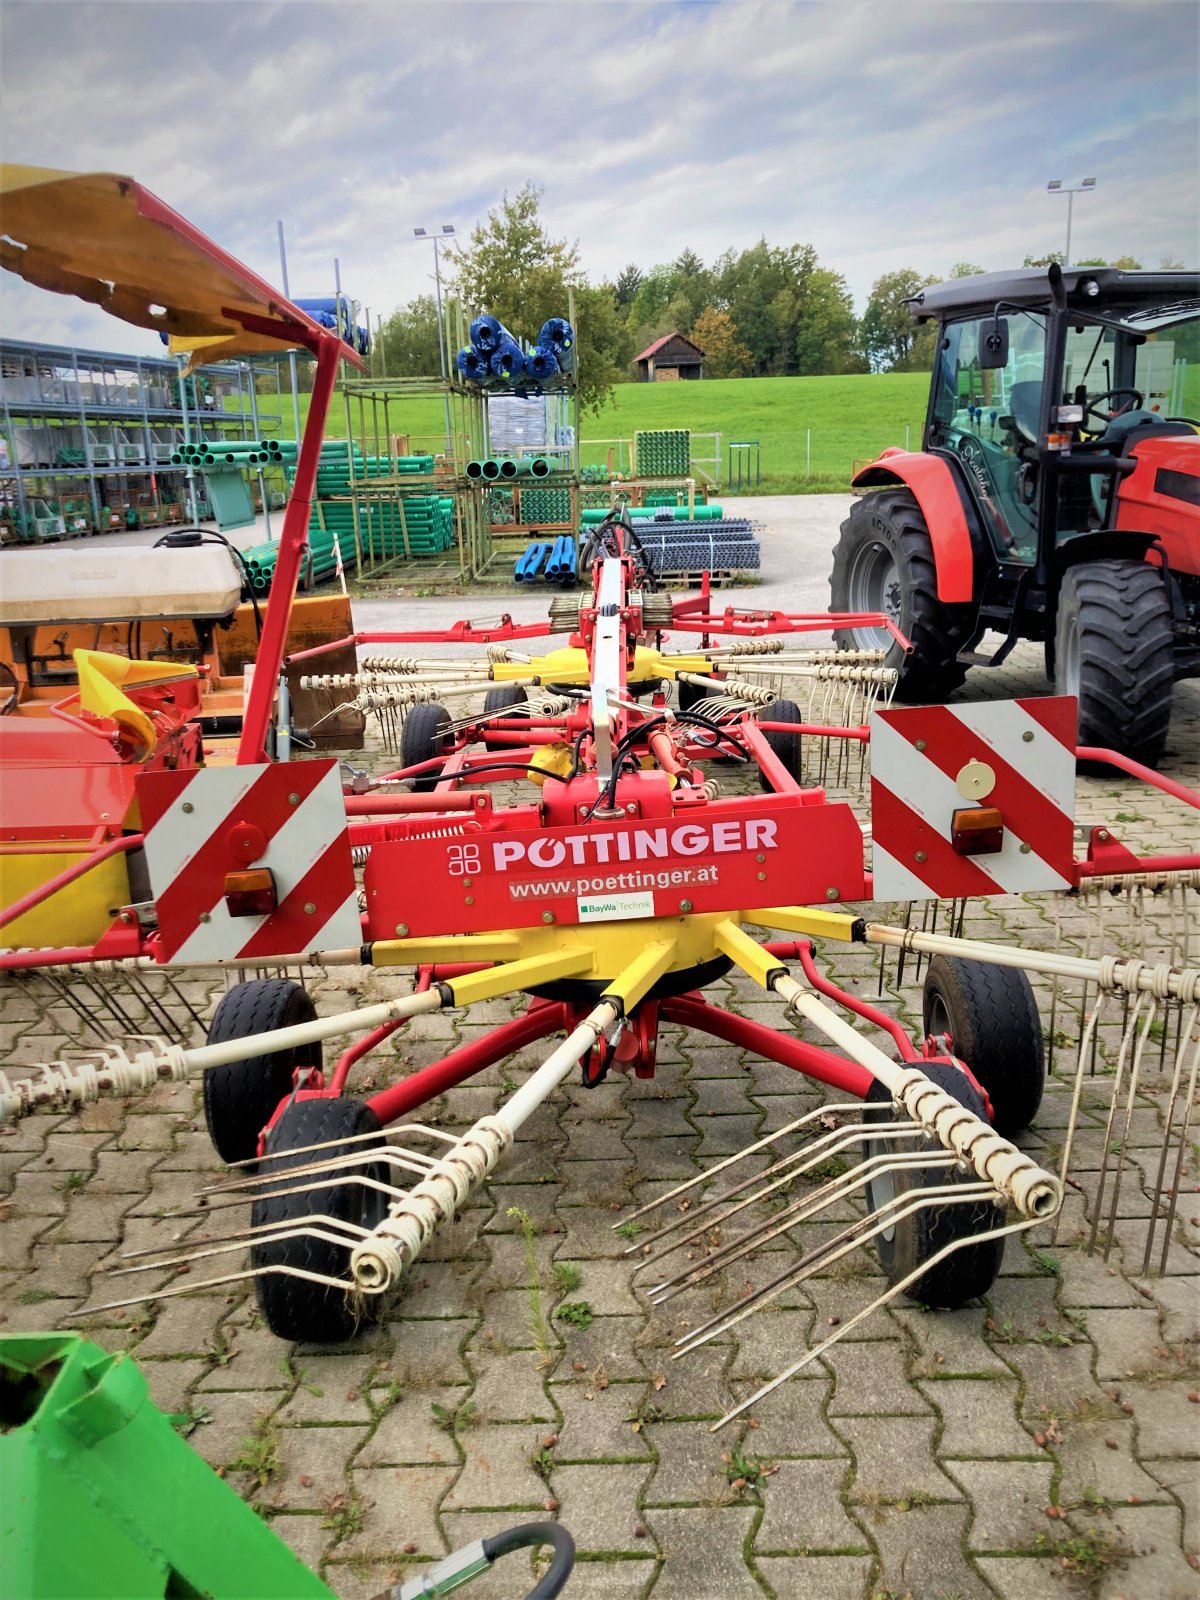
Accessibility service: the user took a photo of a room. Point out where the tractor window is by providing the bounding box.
[928,314,1047,563]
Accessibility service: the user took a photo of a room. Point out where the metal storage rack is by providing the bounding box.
[0,337,285,542]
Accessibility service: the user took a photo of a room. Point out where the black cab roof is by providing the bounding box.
[912,266,1200,328]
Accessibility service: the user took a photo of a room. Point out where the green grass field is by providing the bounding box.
[243,364,1199,496]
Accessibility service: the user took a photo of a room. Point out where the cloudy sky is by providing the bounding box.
[1,0,1197,356]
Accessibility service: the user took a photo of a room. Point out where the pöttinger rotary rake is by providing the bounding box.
[5,512,1198,1427]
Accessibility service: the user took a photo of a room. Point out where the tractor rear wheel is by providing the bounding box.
[864,1059,1005,1307]
[830,488,971,702]
[251,1096,388,1343]
[1054,560,1174,767]
[203,979,320,1164]
[402,701,451,792]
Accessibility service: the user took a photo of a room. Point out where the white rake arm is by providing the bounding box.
[0,988,446,1125]
[774,974,1061,1220]
[350,939,680,1295]
[675,671,775,707]
[865,922,1200,1004]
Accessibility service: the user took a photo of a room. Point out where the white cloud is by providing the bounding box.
[1,0,1195,357]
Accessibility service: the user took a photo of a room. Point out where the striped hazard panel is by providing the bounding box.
[137,760,359,962]
[869,697,1077,901]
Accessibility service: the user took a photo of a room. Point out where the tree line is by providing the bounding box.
[369,184,1189,411]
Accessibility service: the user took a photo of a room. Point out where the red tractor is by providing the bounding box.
[830,265,1200,765]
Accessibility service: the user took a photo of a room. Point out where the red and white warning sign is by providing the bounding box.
[137,760,360,962]
[869,696,1076,901]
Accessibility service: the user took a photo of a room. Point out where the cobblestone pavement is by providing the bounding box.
[2,629,1198,1600]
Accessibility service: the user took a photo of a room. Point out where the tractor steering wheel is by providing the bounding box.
[1085,387,1144,427]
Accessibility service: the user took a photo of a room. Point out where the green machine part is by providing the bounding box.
[0,1333,333,1599]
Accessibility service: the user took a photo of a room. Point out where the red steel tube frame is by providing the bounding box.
[364,1001,571,1124]
[795,942,919,1061]
[1076,748,1200,811]
[661,994,873,1098]
[238,330,343,765]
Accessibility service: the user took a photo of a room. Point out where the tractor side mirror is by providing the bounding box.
[980,315,1010,370]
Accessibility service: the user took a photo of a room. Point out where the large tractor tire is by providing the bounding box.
[830,488,971,702]
[1054,560,1174,767]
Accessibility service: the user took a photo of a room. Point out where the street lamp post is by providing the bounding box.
[413,225,455,379]
[1046,177,1097,267]
[413,225,455,450]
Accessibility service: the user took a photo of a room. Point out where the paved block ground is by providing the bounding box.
[2,497,1198,1599]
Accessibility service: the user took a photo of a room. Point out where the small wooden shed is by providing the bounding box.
[635,332,704,382]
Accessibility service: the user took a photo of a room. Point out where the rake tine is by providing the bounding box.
[1052,989,1106,1245]
[1141,1006,1200,1275]
[675,1178,999,1358]
[647,1140,949,1305]
[213,1120,458,1179]
[636,1122,923,1282]
[112,1214,373,1276]
[159,969,207,1031]
[70,1252,367,1319]
[1087,992,1146,1257]
[620,1102,869,1228]
[194,1145,438,1202]
[40,970,111,1042]
[1154,1026,1200,1277]
[1099,999,1158,1262]
[707,1211,1041,1433]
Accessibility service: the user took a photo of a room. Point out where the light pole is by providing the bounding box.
[413,225,455,451]
[413,225,455,378]
[1046,177,1097,266]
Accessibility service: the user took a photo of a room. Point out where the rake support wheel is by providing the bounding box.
[922,955,1045,1138]
[864,1059,1005,1308]
[251,1096,388,1343]
[402,700,451,792]
[757,698,802,789]
[203,979,320,1164]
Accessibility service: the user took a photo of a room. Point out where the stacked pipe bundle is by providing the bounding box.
[520,487,571,524]
[455,314,575,395]
[466,456,551,482]
[581,504,724,525]
[238,441,451,592]
[634,429,690,476]
[631,516,760,576]
[514,533,576,584]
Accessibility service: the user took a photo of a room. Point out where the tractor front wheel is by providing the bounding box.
[830,488,971,702]
[251,1096,389,1343]
[1054,560,1174,767]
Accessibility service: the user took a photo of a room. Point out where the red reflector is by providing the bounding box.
[223,867,277,916]
[951,806,1004,856]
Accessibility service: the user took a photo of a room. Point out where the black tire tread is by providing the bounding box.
[830,487,972,702]
[757,698,802,789]
[1056,560,1174,765]
[203,980,318,1164]
[402,701,451,791]
[251,1097,385,1343]
[922,955,1045,1137]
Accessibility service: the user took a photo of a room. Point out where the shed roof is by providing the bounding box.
[635,331,704,363]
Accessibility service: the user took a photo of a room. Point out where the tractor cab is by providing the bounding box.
[923,270,1199,570]
[831,264,1200,766]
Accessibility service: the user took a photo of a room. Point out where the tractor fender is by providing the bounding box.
[851,449,975,603]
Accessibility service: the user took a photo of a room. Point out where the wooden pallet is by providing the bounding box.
[659,568,748,589]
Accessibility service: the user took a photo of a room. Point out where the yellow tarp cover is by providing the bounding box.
[73,648,197,759]
[0,165,362,370]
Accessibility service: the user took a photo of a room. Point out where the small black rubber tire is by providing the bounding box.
[251,1096,388,1344]
[482,685,526,751]
[203,980,320,1165]
[830,487,972,702]
[1054,559,1174,767]
[923,956,1045,1138]
[864,1059,1006,1307]
[757,698,803,790]
[402,701,451,792]
[677,677,711,712]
